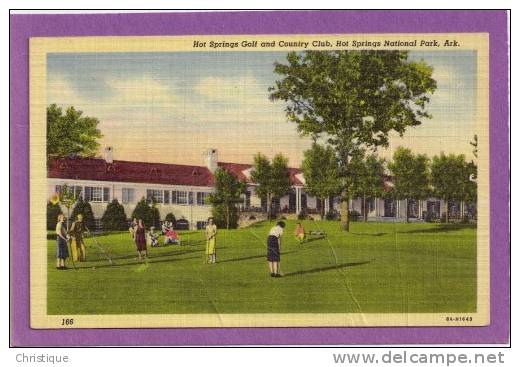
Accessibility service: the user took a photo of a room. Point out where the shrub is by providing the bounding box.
[70,197,96,230]
[47,202,63,230]
[211,204,239,229]
[131,197,161,228]
[297,209,308,220]
[101,199,128,231]
[165,212,177,226]
[349,210,361,222]
[325,210,338,221]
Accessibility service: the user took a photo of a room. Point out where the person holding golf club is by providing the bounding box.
[55,214,69,270]
[135,219,148,260]
[205,217,217,264]
[267,221,285,277]
[69,214,87,262]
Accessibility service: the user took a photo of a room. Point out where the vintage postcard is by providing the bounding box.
[27,32,492,330]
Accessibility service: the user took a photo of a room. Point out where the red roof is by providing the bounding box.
[218,162,304,186]
[48,158,215,187]
[48,157,305,187]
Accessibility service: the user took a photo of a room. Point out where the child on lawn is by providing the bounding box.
[148,227,159,247]
[295,222,306,244]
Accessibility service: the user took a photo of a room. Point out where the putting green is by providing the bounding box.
[47,220,477,314]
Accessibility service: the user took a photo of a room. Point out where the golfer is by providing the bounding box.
[267,221,285,277]
[205,217,217,264]
[55,214,69,270]
[135,219,148,260]
[69,214,87,262]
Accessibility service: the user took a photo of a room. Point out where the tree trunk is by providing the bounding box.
[445,200,449,223]
[460,201,464,221]
[266,193,272,220]
[226,204,230,230]
[340,193,350,231]
[320,196,325,220]
[405,199,409,223]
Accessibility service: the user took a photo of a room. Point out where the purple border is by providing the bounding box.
[10,10,510,346]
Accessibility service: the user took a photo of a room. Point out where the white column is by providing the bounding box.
[325,196,330,213]
[296,187,301,214]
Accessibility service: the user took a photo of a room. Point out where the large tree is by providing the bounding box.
[387,147,430,222]
[349,153,386,222]
[301,143,342,218]
[430,153,468,223]
[47,104,103,163]
[207,168,245,229]
[250,153,292,219]
[269,50,437,230]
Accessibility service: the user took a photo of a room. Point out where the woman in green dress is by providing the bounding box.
[205,217,217,264]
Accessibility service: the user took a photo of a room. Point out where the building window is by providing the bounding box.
[122,188,134,204]
[84,186,109,202]
[176,191,188,205]
[196,192,210,205]
[55,185,82,199]
[91,187,103,202]
[164,190,170,204]
[147,189,164,204]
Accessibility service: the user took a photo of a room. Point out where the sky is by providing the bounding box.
[47,50,478,168]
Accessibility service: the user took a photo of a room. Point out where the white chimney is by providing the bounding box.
[104,146,114,163]
[204,148,218,173]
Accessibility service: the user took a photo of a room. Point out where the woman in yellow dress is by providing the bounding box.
[205,217,217,264]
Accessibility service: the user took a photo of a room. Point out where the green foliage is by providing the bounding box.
[431,153,475,222]
[470,135,478,159]
[165,213,177,226]
[388,147,430,222]
[211,204,239,230]
[101,199,128,231]
[301,143,341,218]
[250,153,292,218]
[207,169,245,229]
[70,197,96,230]
[350,153,386,198]
[131,197,160,228]
[47,202,63,230]
[269,50,437,230]
[47,104,103,162]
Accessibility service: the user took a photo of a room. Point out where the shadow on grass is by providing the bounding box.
[217,249,300,264]
[303,235,327,244]
[84,247,205,263]
[76,254,203,270]
[401,224,477,234]
[351,232,387,237]
[283,260,372,277]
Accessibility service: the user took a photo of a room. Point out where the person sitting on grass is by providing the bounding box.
[161,221,169,235]
[295,222,306,244]
[148,226,159,247]
[55,214,69,270]
[164,229,180,245]
[267,221,285,277]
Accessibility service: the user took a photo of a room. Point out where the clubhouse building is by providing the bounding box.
[48,148,475,229]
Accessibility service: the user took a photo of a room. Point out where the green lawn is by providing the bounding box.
[47,220,477,314]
